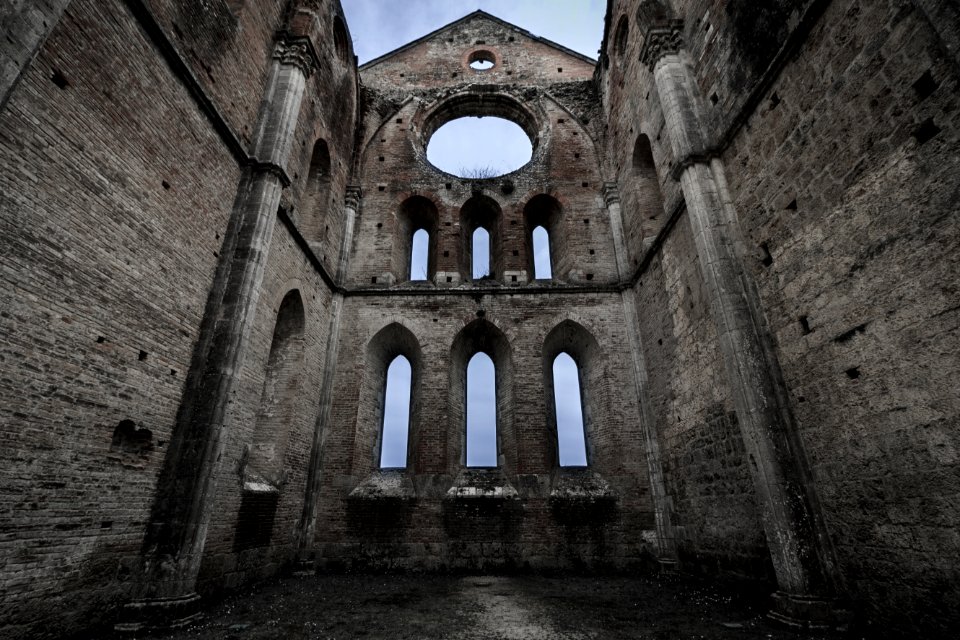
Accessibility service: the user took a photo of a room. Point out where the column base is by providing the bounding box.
[767,591,853,631]
[114,592,203,634]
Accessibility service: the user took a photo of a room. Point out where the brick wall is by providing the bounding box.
[0,0,247,635]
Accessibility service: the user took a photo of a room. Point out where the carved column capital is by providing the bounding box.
[638,20,684,70]
[273,37,319,78]
[602,182,621,206]
[344,185,362,209]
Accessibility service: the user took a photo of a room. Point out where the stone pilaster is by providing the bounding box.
[117,37,315,633]
[602,182,676,563]
[337,185,362,282]
[644,24,845,627]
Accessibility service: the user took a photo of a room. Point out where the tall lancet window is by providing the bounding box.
[532,225,552,279]
[472,227,491,280]
[379,355,412,468]
[466,351,497,466]
[552,352,588,466]
[409,229,429,281]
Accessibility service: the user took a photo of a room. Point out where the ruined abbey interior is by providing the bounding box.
[1,0,958,637]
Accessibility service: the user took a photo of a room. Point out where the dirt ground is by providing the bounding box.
[127,573,836,640]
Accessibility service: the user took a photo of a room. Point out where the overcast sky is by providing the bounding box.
[342,0,607,66]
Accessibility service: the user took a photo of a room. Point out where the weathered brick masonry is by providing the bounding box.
[0,0,957,637]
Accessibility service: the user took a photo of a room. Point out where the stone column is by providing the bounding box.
[336,185,362,282]
[640,21,843,626]
[295,186,360,565]
[603,184,676,563]
[117,38,317,633]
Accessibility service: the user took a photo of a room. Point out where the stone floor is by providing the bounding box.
[138,573,835,640]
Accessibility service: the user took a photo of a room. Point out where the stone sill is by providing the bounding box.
[348,469,416,501]
[445,468,519,500]
[548,468,617,504]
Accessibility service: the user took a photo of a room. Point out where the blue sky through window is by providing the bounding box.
[553,352,587,466]
[467,352,497,466]
[380,355,412,468]
[532,225,552,279]
[410,229,429,280]
[427,117,532,178]
[472,227,490,279]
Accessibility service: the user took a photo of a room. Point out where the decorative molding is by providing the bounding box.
[638,20,684,70]
[247,160,291,187]
[670,150,720,181]
[602,182,621,206]
[273,37,319,78]
[344,185,363,209]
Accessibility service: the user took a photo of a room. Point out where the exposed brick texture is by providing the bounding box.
[0,1,958,637]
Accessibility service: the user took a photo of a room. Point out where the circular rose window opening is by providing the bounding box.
[469,50,496,70]
[426,116,533,179]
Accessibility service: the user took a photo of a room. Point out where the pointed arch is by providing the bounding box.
[460,195,503,282]
[448,319,515,472]
[524,194,567,280]
[302,139,332,242]
[623,133,666,266]
[354,322,423,475]
[542,320,606,469]
[235,289,305,551]
[247,289,306,484]
[394,195,440,282]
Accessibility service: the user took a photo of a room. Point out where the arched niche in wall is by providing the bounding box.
[541,320,607,470]
[235,289,305,551]
[353,323,423,476]
[448,319,515,473]
[302,139,332,243]
[333,15,350,63]
[393,196,439,282]
[460,195,503,282]
[613,14,629,59]
[623,134,666,266]
[524,194,568,281]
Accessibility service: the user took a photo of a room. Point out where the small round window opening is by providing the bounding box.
[469,50,496,70]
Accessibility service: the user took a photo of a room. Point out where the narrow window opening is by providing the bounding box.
[410,229,429,281]
[380,356,412,469]
[532,225,552,279]
[553,353,588,466]
[472,227,491,279]
[467,352,497,467]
